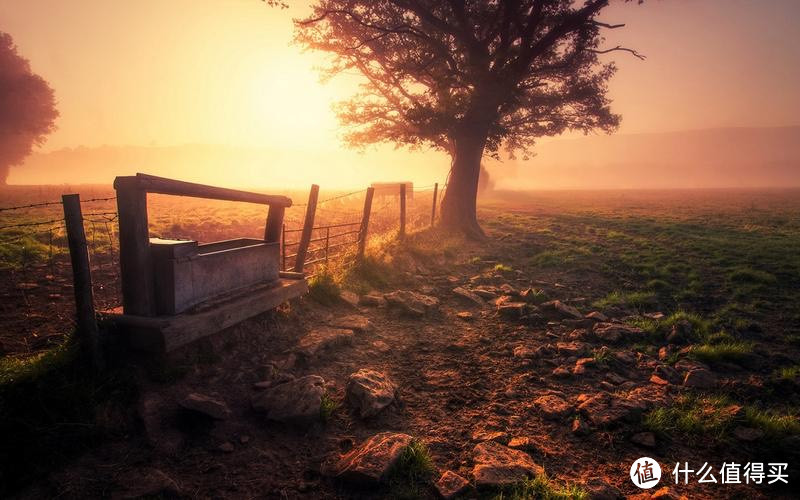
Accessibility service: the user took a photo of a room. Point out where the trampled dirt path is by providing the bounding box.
[19,238,797,500]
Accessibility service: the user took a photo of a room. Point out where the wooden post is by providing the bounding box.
[62,194,102,370]
[357,187,374,260]
[293,184,319,272]
[431,182,438,227]
[264,204,285,244]
[281,223,286,271]
[324,226,330,264]
[399,183,406,239]
[114,177,155,316]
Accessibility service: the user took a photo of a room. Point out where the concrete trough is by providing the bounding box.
[151,237,280,315]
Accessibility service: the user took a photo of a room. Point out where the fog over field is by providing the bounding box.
[8,126,800,190]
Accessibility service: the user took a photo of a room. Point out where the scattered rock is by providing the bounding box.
[540,300,583,319]
[218,442,235,453]
[667,319,693,344]
[452,286,485,307]
[552,366,572,378]
[346,369,397,418]
[497,301,528,319]
[471,430,510,444]
[296,327,354,358]
[16,282,38,290]
[556,341,587,356]
[658,345,674,361]
[577,392,646,427]
[472,440,543,488]
[435,470,471,499]
[359,293,386,307]
[115,468,181,499]
[683,368,718,389]
[631,432,656,448]
[138,393,183,455]
[456,311,474,321]
[472,287,498,300]
[340,290,360,307]
[519,287,547,304]
[534,394,572,419]
[585,311,609,322]
[650,486,688,500]
[649,374,669,386]
[384,290,440,316]
[331,314,372,333]
[507,436,536,450]
[571,417,590,435]
[733,426,765,442]
[592,323,644,343]
[583,478,623,500]
[251,375,325,425]
[178,393,231,420]
[324,432,414,486]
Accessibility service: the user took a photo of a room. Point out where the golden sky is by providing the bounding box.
[2,0,799,188]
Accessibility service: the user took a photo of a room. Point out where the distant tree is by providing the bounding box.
[0,31,58,185]
[296,1,643,237]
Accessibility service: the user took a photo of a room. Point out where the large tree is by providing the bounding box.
[0,31,58,185]
[296,0,643,237]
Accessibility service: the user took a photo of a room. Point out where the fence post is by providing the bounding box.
[399,183,406,239]
[281,223,286,271]
[294,184,319,273]
[431,182,438,227]
[115,177,155,316]
[325,226,330,264]
[357,187,375,260]
[62,194,103,370]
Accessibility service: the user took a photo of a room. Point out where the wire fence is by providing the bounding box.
[0,181,445,355]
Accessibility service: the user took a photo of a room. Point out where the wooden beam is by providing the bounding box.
[265,204,285,244]
[115,177,155,316]
[114,173,292,207]
[108,277,308,352]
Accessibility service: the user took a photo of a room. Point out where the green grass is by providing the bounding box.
[628,310,711,343]
[307,268,341,305]
[494,263,513,272]
[593,290,657,310]
[643,393,799,443]
[387,440,435,499]
[689,341,753,365]
[774,365,800,381]
[490,473,587,500]
[320,392,339,421]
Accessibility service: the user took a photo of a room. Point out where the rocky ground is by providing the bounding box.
[16,228,798,500]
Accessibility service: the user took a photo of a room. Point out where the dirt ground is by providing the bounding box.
[6,189,800,499]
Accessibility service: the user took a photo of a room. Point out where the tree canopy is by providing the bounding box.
[0,31,59,185]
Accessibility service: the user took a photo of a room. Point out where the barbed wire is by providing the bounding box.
[295,188,368,207]
[0,196,117,213]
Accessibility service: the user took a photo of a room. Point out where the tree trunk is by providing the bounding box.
[440,128,488,239]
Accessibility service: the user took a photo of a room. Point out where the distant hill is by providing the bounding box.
[495,126,800,189]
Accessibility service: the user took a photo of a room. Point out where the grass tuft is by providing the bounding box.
[388,440,435,499]
[319,392,339,421]
[307,267,341,305]
[593,290,657,310]
[689,341,753,365]
[491,473,587,500]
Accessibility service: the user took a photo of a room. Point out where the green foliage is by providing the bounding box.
[644,394,799,443]
[491,473,587,500]
[388,440,435,499]
[774,365,800,381]
[593,290,657,310]
[307,268,341,305]
[320,392,339,421]
[689,341,753,365]
[493,263,513,272]
[341,255,395,294]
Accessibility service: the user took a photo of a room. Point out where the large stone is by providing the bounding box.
[251,375,325,425]
[497,302,528,319]
[326,432,414,485]
[178,393,231,420]
[331,314,372,333]
[577,392,646,427]
[384,290,440,316]
[472,441,543,488]
[359,293,386,307]
[452,286,485,307]
[346,369,397,418]
[683,368,718,389]
[296,327,354,358]
[533,394,572,420]
[435,470,471,499]
[583,478,622,500]
[540,300,583,319]
[592,322,644,343]
[631,432,656,448]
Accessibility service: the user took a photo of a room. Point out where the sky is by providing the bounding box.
[1,0,799,188]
